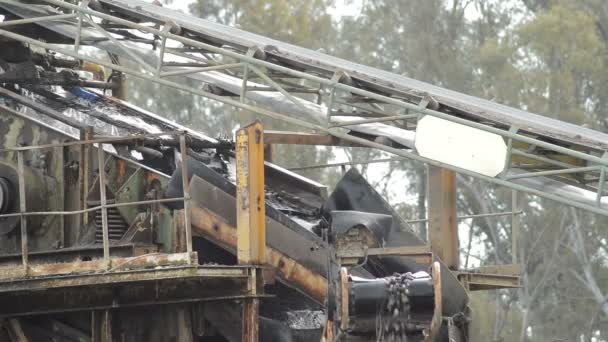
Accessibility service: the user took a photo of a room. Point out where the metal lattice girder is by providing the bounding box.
[1,0,608,217]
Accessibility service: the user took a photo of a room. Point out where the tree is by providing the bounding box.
[189,0,335,50]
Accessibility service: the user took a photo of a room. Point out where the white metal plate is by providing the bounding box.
[415,116,507,177]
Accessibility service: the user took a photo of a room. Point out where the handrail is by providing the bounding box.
[5,130,193,272]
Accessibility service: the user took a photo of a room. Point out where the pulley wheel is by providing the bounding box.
[0,163,20,235]
[0,177,9,214]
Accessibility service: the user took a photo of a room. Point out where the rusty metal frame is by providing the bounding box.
[190,204,327,303]
[0,263,266,318]
[0,130,193,274]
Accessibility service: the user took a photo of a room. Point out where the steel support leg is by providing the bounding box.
[92,310,112,342]
[236,121,266,342]
[428,166,459,270]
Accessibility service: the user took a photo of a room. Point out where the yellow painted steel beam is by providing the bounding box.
[235,120,266,342]
[236,120,266,265]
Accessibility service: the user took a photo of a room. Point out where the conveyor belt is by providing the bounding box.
[98,0,608,152]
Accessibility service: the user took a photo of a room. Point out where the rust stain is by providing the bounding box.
[118,159,126,178]
[0,253,194,280]
[191,206,327,303]
[146,171,161,183]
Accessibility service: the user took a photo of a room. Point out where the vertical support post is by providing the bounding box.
[179,133,193,259]
[326,72,342,126]
[597,166,606,207]
[101,310,112,342]
[326,86,336,125]
[155,36,167,77]
[17,150,27,273]
[236,121,266,264]
[74,1,85,53]
[240,63,250,103]
[176,305,194,342]
[425,262,442,342]
[58,146,66,248]
[511,190,520,264]
[97,145,110,269]
[79,126,93,226]
[111,73,128,100]
[236,121,266,342]
[428,166,459,270]
[92,310,113,342]
[263,144,273,163]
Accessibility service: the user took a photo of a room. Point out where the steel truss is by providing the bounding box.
[0,0,607,220]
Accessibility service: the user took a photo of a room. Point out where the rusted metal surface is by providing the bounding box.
[334,228,434,265]
[322,320,333,342]
[0,252,196,280]
[242,294,259,342]
[190,205,327,303]
[0,266,261,317]
[0,244,155,267]
[172,210,187,253]
[82,62,106,81]
[339,267,349,332]
[0,264,247,292]
[190,173,328,276]
[426,262,442,342]
[428,166,459,270]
